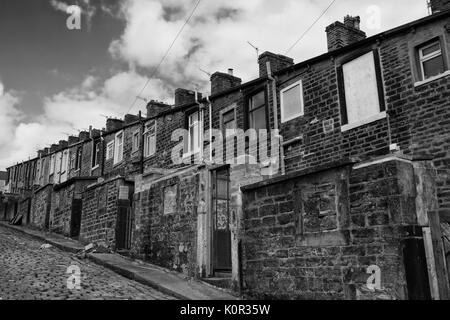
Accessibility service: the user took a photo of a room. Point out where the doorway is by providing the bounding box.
[211,167,232,273]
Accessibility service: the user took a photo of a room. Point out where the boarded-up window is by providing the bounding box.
[339,50,385,128]
[163,185,177,215]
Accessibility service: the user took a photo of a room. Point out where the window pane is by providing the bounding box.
[189,112,199,124]
[422,42,441,57]
[250,107,267,130]
[342,51,381,125]
[250,91,265,110]
[282,84,303,121]
[223,110,234,123]
[423,55,445,79]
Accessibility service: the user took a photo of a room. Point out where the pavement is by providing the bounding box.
[0,222,238,300]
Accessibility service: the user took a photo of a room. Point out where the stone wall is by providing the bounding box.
[31,185,53,230]
[132,166,201,277]
[51,179,95,237]
[241,158,439,300]
[79,177,132,250]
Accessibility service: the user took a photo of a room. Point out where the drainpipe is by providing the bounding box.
[138,111,145,175]
[266,62,285,175]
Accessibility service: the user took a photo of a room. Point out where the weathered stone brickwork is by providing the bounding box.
[132,167,200,277]
[80,178,132,250]
[30,185,53,230]
[241,159,438,300]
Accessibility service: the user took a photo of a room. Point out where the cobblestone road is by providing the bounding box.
[0,225,175,300]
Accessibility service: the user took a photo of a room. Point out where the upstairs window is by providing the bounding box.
[132,130,140,153]
[247,91,267,130]
[221,108,237,137]
[106,141,114,161]
[338,50,386,130]
[92,140,101,168]
[187,111,201,155]
[50,154,55,175]
[75,147,82,170]
[418,40,446,81]
[280,80,304,123]
[144,120,156,157]
[114,131,124,165]
[61,150,68,174]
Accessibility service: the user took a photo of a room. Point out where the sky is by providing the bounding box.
[0,0,429,170]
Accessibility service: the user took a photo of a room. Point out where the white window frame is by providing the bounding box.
[50,154,55,175]
[132,130,140,153]
[144,120,157,158]
[220,105,237,138]
[61,150,68,174]
[340,50,386,132]
[280,80,304,123]
[106,141,114,161]
[114,131,124,165]
[187,111,202,155]
[91,140,101,169]
[419,40,444,81]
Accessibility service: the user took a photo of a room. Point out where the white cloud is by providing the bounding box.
[1,0,430,170]
[110,0,428,91]
[0,71,172,170]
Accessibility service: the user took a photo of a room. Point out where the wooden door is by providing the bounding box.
[212,167,232,272]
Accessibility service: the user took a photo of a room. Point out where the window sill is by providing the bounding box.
[414,70,450,87]
[113,161,124,168]
[281,113,305,124]
[144,153,156,159]
[91,165,100,171]
[183,152,202,160]
[341,111,387,132]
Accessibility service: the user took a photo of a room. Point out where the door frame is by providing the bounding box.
[209,165,232,274]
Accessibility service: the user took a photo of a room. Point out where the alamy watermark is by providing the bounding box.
[66,265,81,290]
[171,129,281,169]
[66,5,81,30]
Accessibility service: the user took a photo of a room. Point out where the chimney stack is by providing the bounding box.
[50,144,59,153]
[429,0,450,13]
[68,136,79,146]
[326,15,366,52]
[210,71,242,96]
[258,52,294,78]
[146,100,172,118]
[78,131,90,141]
[91,129,101,139]
[124,114,140,125]
[58,140,68,150]
[105,118,124,132]
[174,88,202,107]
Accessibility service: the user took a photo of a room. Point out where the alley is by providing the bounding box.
[0,225,175,300]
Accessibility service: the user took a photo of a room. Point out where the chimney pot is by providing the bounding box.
[326,16,366,52]
[228,68,234,76]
